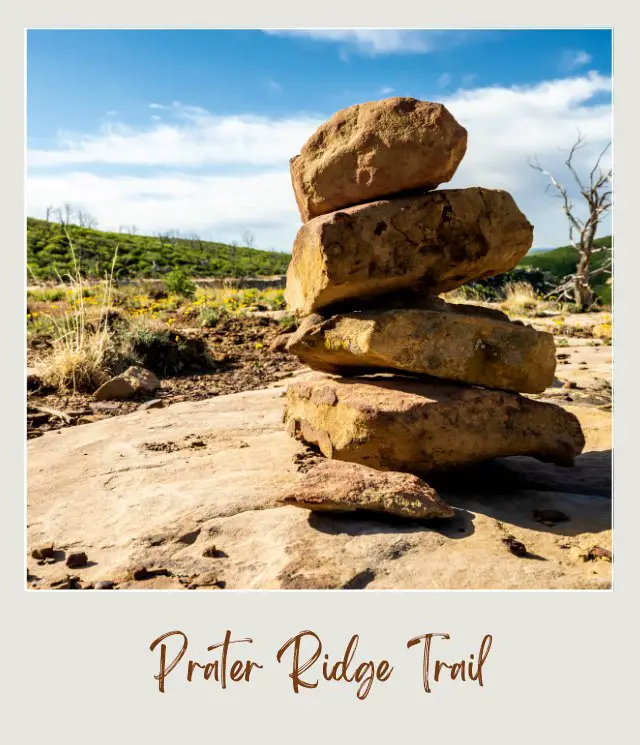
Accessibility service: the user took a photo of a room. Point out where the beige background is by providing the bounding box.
[7,4,638,742]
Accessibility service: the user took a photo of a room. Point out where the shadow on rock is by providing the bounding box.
[343,568,377,589]
[430,449,612,499]
[440,487,611,538]
[307,506,475,538]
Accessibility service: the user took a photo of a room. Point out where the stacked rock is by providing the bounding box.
[281,97,585,499]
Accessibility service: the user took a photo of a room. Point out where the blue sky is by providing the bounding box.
[27,29,612,251]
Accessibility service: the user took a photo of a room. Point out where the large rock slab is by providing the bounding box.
[286,305,556,393]
[284,375,585,473]
[27,373,611,590]
[290,97,468,222]
[285,188,533,316]
[278,456,454,519]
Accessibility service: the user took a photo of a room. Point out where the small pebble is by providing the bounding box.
[139,399,163,411]
[502,535,527,557]
[66,551,88,569]
[31,544,55,560]
[583,546,612,562]
[95,581,114,590]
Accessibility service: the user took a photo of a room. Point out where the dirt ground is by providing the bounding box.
[27,313,304,438]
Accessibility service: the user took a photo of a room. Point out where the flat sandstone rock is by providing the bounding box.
[278,457,454,519]
[27,375,610,590]
[285,188,533,316]
[286,306,556,394]
[284,376,585,473]
[290,97,467,222]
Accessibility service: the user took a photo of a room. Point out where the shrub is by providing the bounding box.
[141,281,169,300]
[165,269,196,299]
[199,306,228,328]
[278,314,297,333]
[122,325,214,376]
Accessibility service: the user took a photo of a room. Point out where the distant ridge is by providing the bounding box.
[26,217,291,280]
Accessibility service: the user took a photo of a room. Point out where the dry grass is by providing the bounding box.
[500,282,549,316]
[440,288,467,304]
[33,232,118,393]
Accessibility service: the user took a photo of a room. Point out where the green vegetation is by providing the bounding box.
[28,282,288,392]
[121,326,215,377]
[26,218,291,280]
[26,215,611,307]
[518,236,612,305]
[458,235,613,307]
[165,268,197,299]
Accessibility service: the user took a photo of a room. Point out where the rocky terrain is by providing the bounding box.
[27,367,611,590]
[27,311,303,439]
[26,96,612,590]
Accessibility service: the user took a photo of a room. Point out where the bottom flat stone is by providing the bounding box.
[283,375,585,474]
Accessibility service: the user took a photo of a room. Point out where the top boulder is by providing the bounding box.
[290,97,468,222]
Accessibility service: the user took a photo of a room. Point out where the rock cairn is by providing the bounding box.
[279,97,585,518]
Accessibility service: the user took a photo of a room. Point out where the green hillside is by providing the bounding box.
[26,218,291,280]
[518,235,612,304]
[27,217,612,305]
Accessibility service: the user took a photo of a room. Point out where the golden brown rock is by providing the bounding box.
[278,457,454,520]
[290,97,467,222]
[283,376,585,473]
[286,305,556,393]
[94,366,160,401]
[284,188,533,316]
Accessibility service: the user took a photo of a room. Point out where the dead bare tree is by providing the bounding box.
[189,232,206,260]
[530,133,612,309]
[242,230,255,249]
[76,209,98,229]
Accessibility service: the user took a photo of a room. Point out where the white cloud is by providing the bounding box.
[441,72,612,246]
[561,49,593,71]
[27,170,301,250]
[263,30,440,56]
[27,73,612,251]
[380,86,394,95]
[149,103,166,109]
[461,73,478,88]
[28,107,321,168]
